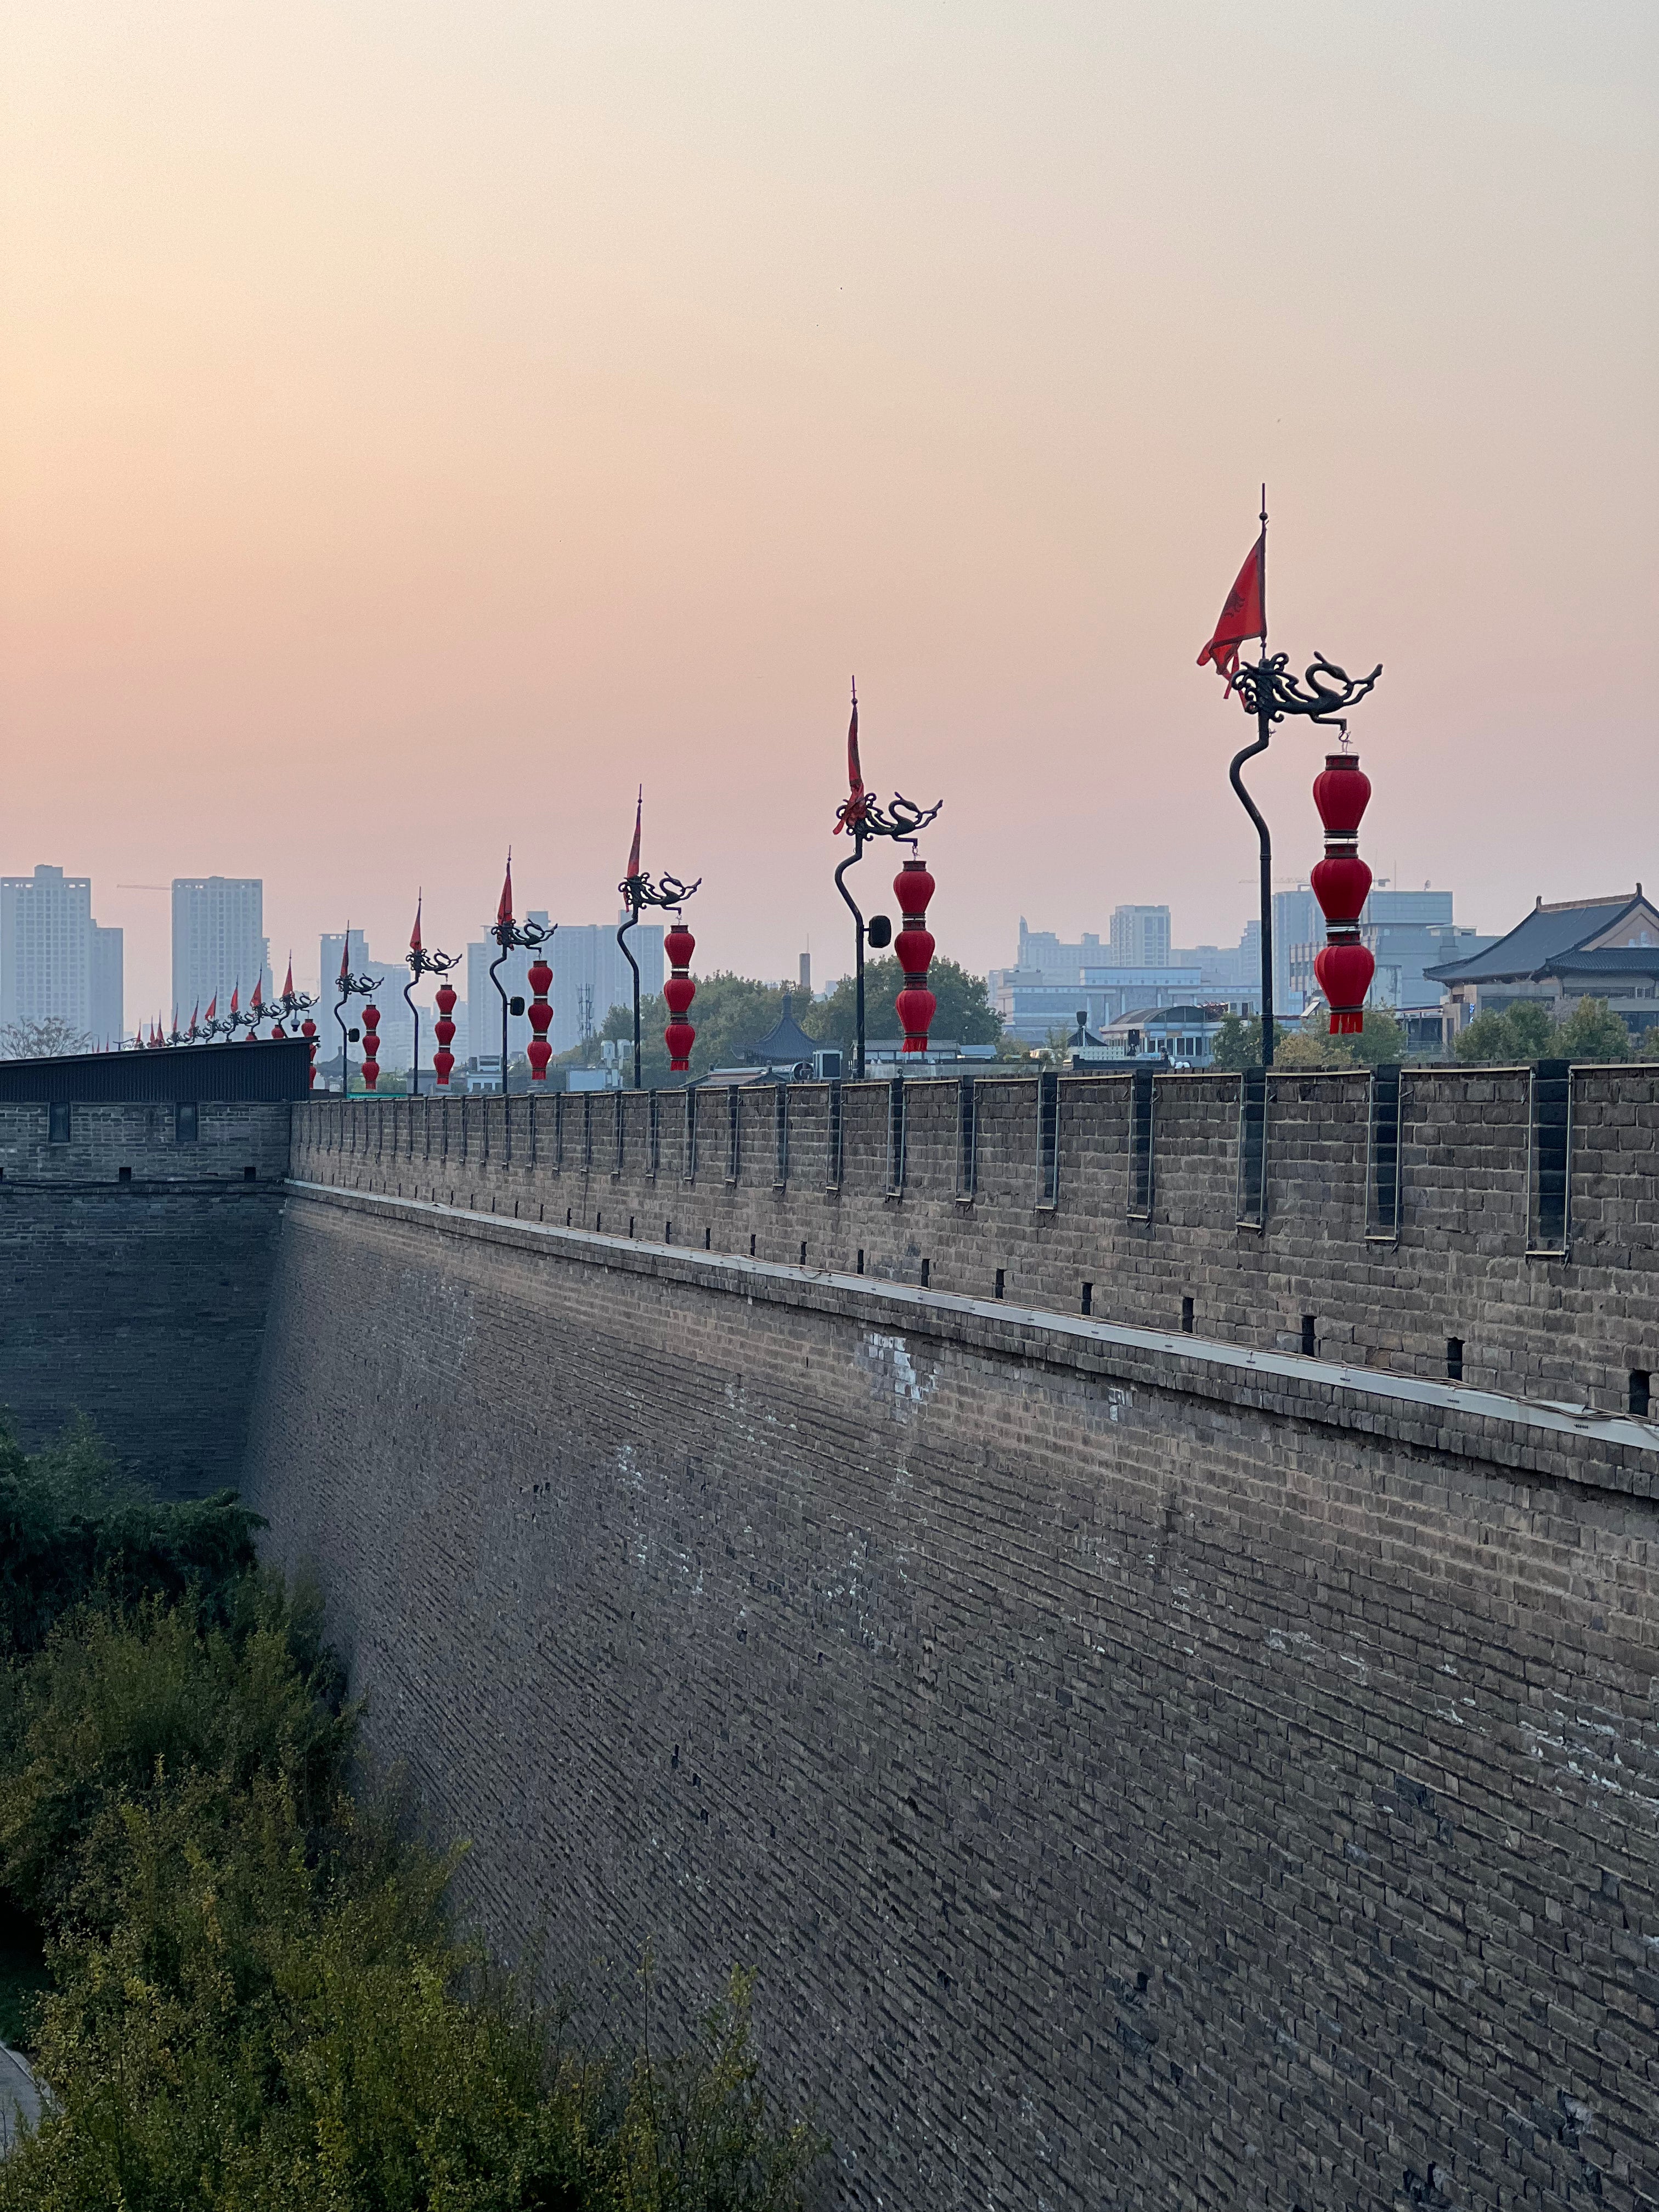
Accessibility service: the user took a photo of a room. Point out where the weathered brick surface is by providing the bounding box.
[245,1181,1659,2212]
[292,1066,1659,1412]
[0,1101,290,1494]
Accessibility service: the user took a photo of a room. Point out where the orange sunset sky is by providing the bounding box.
[1,2,1654,1021]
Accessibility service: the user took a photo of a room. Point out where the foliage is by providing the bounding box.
[0,1418,264,1662]
[1211,1015,1290,1070]
[807,958,1002,1057]
[1214,1009,1410,1070]
[1454,996,1632,1065]
[0,1016,92,1062]
[601,960,1003,1087]
[0,1442,823,2208]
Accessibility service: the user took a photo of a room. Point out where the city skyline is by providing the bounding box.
[1,5,1653,1032]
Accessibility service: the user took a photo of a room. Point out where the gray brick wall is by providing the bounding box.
[245,1179,1659,2212]
[0,1101,291,1495]
[291,1068,1659,1413]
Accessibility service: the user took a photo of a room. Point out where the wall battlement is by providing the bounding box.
[293,1062,1659,1417]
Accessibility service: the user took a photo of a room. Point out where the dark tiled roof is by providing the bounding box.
[1541,948,1659,977]
[1424,896,1639,984]
[746,992,821,1063]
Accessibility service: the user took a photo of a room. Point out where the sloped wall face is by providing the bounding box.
[0,1101,290,1494]
[246,1183,1659,2212]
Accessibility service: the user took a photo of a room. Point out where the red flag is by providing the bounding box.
[496,857,514,929]
[627,787,642,879]
[338,932,351,983]
[409,898,423,956]
[1197,532,1265,692]
[230,983,240,1017]
[282,956,294,996]
[250,975,263,1012]
[205,994,217,1022]
[836,679,866,834]
[190,1002,199,1031]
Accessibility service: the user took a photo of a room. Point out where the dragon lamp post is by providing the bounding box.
[833,682,943,1081]
[403,897,460,1097]
[488,858,552,1096]
[618,790,701,1090]
[1198,495,1381,1069]
[332,932,382,1096]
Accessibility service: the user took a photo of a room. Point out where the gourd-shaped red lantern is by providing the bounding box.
[1311,752,1375,1035]
[433,983,457,1088]
[894,857,937,1054]
[301,1016,318,1088]
[360,1003,381,1090]
[664,921,696,1071]
[526,954,554,1082]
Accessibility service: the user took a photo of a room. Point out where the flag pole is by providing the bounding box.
[1227,486,1275,1068]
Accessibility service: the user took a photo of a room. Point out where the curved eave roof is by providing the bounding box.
[1425,896,1639,984]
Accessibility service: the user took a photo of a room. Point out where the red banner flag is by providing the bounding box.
[627,787,642,880]
[1198,532,1265,692]
[250,976,264,1012]
[205,995,217,1022]
[230,983,240,1017]
[496,857,514,929]
[409,898,423,956]
[836,679,866,834]
[338,932,352,983]
[282,956,295,997]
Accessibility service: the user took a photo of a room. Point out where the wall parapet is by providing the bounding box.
[291,1064,1659,1417]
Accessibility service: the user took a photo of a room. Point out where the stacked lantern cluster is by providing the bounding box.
[433,983,458,1088]
[664,922,697,1071]
[526,954,554,1082]
[301,1016,318,1087]
[1311,752,1376,1035]
[894,857,937,1054]
[360,1005,381,1090]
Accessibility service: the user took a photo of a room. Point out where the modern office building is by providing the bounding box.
[173,878,269,1026]
[0,865,124,1046]
[1109,905,1171,969]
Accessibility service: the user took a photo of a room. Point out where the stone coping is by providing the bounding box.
[287,1178,1659,1504]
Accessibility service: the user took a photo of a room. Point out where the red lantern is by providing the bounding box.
[526,954,554,1082]
[664,922,696,1071]
[1311,752,1375,1035]
[301,1017,317,1088]
[893,857,937,1054]
[360,1003,381,1091]
[433,983,457,1089]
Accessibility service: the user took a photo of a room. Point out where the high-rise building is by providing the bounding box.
[1109,905,1171,969]
[172,878,269,1026]
[0,865,124,1046]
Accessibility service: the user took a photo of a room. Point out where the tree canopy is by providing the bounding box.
[1454,997,1633,1065]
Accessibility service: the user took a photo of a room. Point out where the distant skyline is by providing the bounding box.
[1,3,1653,1028]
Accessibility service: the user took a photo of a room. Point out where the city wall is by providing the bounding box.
[239,1071,1659,2211]
[0,1099,290,1496]
[289,1063,1659,1410]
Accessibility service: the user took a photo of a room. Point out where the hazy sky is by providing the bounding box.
[2,2,1654,1022]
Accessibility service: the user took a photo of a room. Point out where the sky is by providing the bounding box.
[1,1,1655,1024]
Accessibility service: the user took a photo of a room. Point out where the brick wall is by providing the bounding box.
[245,1179,1659,2212]
[0,1101,291,1495]
[291,1064,1659,1412]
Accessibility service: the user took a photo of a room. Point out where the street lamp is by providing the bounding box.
[1199,495,1381,1068]
[488,856,552,1095]
[332,928,382,1095]
[617,789,701,1089]
[832,681,941,1080]
[402,895,460,1097]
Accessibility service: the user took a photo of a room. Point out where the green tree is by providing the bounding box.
[806,957,1002,1058]
[1556,996,1632,1063]
[1211,1015,1291,1070]
[602,972,803,1086]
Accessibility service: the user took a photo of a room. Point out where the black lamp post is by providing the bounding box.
[332,930,382,1096]
[617,798,702,1091]
[1204,499,1381,1068]
[488,859,551,1095]
[833,681,941,1080]
[403,897,460,1098]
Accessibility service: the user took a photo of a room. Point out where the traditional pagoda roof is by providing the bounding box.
[1425,890,1659,985]
[746,992,821,1065]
